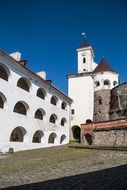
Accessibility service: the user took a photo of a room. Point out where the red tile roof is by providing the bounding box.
[93,59,117,74]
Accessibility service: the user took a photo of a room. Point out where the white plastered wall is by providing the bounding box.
[0,56,71,152]
[68,75,94,127]
[93,71,119,91]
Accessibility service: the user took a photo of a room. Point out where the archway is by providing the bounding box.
[36,88,46,99]
[17,77,31,92]
[13,101,29,115]
[48,133,57,144]
[60,134,66,144]
[85,133,93,145]
[72,125,81,142]
[10,127,27,142]
[0,64,10,81]
[32,130,44,143]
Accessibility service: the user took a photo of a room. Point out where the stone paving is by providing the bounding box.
[0,145,127,189]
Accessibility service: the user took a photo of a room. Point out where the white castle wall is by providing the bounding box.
[68,74,94,127]
[0,52,72,152]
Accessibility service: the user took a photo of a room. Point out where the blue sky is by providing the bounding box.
[0,0,127,94]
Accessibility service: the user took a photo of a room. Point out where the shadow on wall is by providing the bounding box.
[1,164,127,190]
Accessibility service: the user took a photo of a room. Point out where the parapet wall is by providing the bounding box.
[81,119,127,146]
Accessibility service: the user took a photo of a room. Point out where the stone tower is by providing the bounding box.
[93,59,119,122]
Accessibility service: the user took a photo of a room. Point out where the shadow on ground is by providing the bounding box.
[1,164,127,190]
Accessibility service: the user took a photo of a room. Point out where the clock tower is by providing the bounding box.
[67,40,98,140]
[77,40,97,73]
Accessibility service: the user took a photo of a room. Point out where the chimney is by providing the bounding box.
[19,60,27,67]
[9,52,21,61]
[36,71,46,80]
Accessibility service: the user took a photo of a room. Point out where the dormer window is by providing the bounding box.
[83,57,86,63]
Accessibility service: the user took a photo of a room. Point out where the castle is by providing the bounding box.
[68,40,127,147]
[0,39,126,152]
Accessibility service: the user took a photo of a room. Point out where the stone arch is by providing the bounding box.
[0,63,10,81]
[49,114,57,124]
[86,119,93,124]
[17,77,31,92]
[36,88,46,100]
[60,118,66,126]
[50,95,58,106]
[85,133,93,145]
[60,134,66,144]
[10,126,27,142]
[0,92,6,109]
[72,125,81,142]
[13,101,29,115]
[32,130,44,143]
[34,108,45,120]
[48,132,57,143]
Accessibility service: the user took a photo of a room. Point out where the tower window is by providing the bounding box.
[113,81,117,86]
[71,109,75,115]
[104,80,110,86]
[98,98,102,105]
[83,57,86,63]
[95,81,100,87]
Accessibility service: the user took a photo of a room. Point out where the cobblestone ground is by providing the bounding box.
[0,145,127,189]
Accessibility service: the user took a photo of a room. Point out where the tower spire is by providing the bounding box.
[81,32,87,40]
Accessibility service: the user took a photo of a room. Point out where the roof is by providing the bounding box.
[0,49,73,104]
[93,58,117,74]
[77,40,91,49]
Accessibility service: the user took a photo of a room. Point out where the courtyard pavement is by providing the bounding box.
[0,144,127,190]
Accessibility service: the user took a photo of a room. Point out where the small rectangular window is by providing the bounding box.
[71,109,75,115]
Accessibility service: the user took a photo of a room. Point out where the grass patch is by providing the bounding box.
[0,145,93,176]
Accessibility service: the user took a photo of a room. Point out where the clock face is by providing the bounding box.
[81,51,86,56]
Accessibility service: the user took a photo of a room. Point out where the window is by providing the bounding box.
[0,92,6,109]
[17,78,30,92]
[60,134,66,144]
[48,133,57,144]
[0,65,9,81]
[104,80,110,86]
[83,57,86,63]
[13,101,28,115]
[95,81,100,87]
[0,96,4,108]
[10,127,26,142]
[37,88,46,99]
[61,118,66,126]
[34,109,43,120]
[32,130,44,143]
[61,102,67,110]
[71,109,75,115]
[113,81,117,86]
[50,96,58,106]
[49,114,57,124]
[98,97,102,105]
[86,119,93,124]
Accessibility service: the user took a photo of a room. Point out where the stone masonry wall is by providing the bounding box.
[81,119,127,146]
[110,82,127,120]
[93,129,127,146]
[94,90,111,122]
